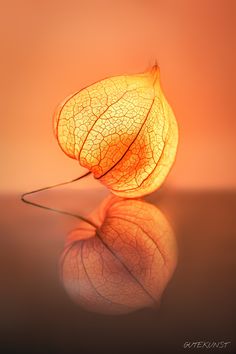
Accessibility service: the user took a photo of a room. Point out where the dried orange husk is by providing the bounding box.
[54,66,178,197]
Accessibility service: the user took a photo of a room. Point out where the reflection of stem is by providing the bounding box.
[21,171,98,228]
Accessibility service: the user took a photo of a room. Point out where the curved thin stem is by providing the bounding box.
[21,171,98,229]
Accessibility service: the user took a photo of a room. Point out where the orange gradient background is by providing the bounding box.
[0,0,235,192]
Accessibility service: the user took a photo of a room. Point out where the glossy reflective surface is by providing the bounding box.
[0,189,235,353]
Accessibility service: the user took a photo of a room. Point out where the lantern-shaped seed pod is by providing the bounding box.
[54,65,178,198]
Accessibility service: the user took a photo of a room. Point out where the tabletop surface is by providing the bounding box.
[0,188,235,354]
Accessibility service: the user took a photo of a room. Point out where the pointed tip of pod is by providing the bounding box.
[152,60,160,72]
[144,61,160,77]
[149,62,160,86]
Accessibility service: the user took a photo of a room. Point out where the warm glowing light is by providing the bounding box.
[54,65,178,197]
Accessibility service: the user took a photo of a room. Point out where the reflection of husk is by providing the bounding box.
[60,195,177,315]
